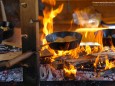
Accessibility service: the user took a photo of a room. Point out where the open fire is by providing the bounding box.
[39,0,115,81]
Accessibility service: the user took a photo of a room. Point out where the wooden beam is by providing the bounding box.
[20,0,39,52]
[20,0,40,86]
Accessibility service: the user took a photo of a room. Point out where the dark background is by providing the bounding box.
[0,0,20,27]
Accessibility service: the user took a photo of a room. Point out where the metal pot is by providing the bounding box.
[0,21,14,40]
[46,31,82,50]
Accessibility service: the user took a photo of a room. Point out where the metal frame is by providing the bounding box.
[40,81,115,86]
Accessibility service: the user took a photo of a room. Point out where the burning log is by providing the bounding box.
[39,55,115,81]
[40,49,53,57]
[40,56,52,64]
[92,50,115,57]
[40,49,53,64]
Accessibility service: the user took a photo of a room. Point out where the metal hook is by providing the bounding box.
[30,19,39,23]
[20,3,27,8]
[21,34,28,39]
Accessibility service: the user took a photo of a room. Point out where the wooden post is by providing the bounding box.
[20,0,39,52]
[20,0,40,86]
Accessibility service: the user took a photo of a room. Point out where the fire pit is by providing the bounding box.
[39,0,115,85]
[40,47,115,81]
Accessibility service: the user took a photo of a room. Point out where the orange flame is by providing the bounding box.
[105,55,115,70]
[40,0,64,50]
[42,4,64,37]
[111,45,115,52]
[85,45,91,55]
[64,64,77,76]
[94,55,100,68]
[75,30,104,52]
[42,0,56,6]
[40,0,115,65]
[52,47,81,59]
[110,38,115,51]
[92,46,99,53]
[74,8,105,51]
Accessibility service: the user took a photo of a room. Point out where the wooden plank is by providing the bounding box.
[0,52,22,61]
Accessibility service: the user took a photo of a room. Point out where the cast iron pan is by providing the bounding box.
[46,31,82,50]
[0,21,14,43]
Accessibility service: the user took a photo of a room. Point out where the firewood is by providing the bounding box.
[40,49,53,57]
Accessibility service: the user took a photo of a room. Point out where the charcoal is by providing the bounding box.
[0,68,23,82]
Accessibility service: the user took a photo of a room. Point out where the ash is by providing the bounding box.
[0,68,23,82]
[40,64,115,81]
